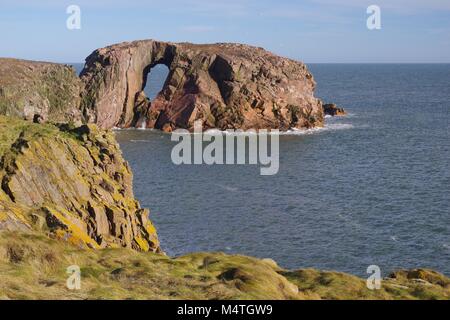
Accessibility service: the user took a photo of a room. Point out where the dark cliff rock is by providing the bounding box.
[323,103,346,116]
[80,40,324,130]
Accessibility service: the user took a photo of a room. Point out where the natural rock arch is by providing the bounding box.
[133,63,169,128]
[80,40,324,131]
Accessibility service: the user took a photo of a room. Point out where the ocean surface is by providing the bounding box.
[73,63,449,276]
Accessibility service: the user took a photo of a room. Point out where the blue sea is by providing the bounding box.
[73,63,450,276]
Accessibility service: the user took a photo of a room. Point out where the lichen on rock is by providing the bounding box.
[0,116,159,252]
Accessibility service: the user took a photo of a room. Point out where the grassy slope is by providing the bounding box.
[0,116,68,158]
[0,232,448,300]
[0,58,81,122]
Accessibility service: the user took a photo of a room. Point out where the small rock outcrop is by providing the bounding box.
[0,58,83,124]
[0,116,159,252]
[80,40,324,130]
[323,103,346,116]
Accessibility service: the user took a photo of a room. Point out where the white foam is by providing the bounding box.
[114,119,355,136]
[273,123,354,135]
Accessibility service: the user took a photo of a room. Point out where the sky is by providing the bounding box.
[0,0,449,63]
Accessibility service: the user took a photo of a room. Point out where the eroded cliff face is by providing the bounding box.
[0,58,82,124]
[80,40,324,131]
[0,116,159,252]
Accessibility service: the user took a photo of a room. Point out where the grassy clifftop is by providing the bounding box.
[0,58,82,123]
[1,232,448,300]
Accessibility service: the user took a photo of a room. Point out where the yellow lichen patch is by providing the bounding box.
[134,236,150,252]
[0,197,31,228]
[43,206,100,249]
[0,117,160,252]
[0,209,8,222]
[145,222,157,236]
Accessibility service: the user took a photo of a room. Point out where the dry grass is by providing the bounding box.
[0,232,448,300]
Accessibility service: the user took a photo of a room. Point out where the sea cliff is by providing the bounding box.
[0,46,447,300]
[0,116,159,252]
[1,40,327,132]
[0,117,448,300]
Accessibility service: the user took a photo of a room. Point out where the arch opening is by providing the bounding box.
[143,64,170,101]
[133,63,170,128]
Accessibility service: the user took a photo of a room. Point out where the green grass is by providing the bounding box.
[0,116,82,159]
[0,59,81,122]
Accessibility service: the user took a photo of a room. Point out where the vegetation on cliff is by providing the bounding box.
[0,46,446,301]
[0,117,448,300]
[0,59,82,123]
[0,232,448,300]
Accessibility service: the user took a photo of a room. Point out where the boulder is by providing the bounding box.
[323,103,346,116]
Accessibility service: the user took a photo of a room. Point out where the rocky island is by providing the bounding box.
[80,40,324,131]
[2,40,327,132]
[0,41,448,300]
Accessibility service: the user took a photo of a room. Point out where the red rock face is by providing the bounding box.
[80,40,324,131]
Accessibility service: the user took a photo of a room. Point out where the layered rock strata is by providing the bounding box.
[80,40,324,131]
[0,116,159,252]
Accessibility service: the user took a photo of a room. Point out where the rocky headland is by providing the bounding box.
[0,117,447,300]
[80,40,324,131]
[0,59,82,124]
[2,40,333,132]
[0,116,159,252]
[0,42,446,300]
